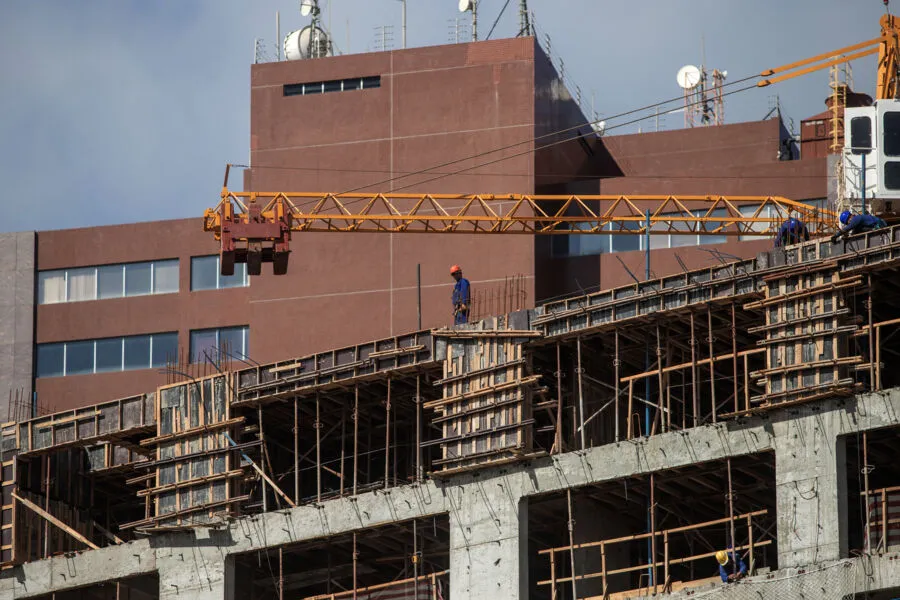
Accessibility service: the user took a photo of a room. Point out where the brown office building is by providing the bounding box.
[1,37,827,419]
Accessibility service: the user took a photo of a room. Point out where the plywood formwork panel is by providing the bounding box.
[426,327,542,474]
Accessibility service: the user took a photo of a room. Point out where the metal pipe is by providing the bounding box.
[353,384,359,496]
[416,374,423,480]
[276,11,281,61]
[417,264,422,329]
[614,329,620,442]
[294,397,300,503]
[385,377,392,489]
[316,392,322,503]
[577,337,586,449]
[555,342,563,453]
[566,489,578,600]
[727,459,737,577]
[708,307,716,424]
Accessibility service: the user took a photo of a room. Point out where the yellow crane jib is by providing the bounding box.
[202,189,836,276]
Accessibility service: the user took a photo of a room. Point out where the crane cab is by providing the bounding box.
[844,100,900,219]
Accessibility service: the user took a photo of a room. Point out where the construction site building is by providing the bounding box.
[1,38,895,600]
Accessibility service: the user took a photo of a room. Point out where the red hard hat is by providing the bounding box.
[450,264,462,275]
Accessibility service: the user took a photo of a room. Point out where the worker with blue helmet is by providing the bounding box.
[774,217,809,248]
[831,210,886,242]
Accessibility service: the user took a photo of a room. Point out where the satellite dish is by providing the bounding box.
[592,121,606,136]
[720,70,728,79]
[459,0,473,12]
[300,0,316,17]
[284,26,331,60]
[676,65,702,89]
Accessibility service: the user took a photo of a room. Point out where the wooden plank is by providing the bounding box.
[139,417,245,446]
[12,493,99,551]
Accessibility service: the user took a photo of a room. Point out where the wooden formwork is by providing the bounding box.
[123,375,245,530]
[426,328,543,474]
[746,263,861,407]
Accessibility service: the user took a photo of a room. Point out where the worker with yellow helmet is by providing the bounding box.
[716,548,748,583]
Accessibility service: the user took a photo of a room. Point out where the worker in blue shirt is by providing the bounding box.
[774,217,810,248]
[450,265,470,325]
[716,549,748,583]
[831,210,886,242]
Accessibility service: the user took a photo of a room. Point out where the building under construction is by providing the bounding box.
[1,32,900,600]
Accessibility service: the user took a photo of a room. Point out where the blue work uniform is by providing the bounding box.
[775,218,809,248]
[719,552,748,583]
[452,277,471,325]
[834,213,884,239]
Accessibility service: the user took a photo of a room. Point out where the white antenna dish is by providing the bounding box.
[284,25,331,60]
[459,0,473,12]
[300,0,316,17]
[676,64,702,89]
[592,120,607,136]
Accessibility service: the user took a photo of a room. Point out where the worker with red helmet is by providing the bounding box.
[450,265,470,325]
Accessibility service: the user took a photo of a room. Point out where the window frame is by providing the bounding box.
[35,332,178,378]
[37,259,179,305]
[190,256,249,291]
[189,326,250,365]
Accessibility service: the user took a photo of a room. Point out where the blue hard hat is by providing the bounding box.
[840,210,852,225]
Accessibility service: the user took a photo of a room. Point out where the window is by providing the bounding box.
[884,162,900,191]
[884,112,900,157]
[191,256,249,291]
[37,260,179,305]
[283,75,381,97]
[35,332,178,378]
[190,326,249,364]
[850,117,872,154]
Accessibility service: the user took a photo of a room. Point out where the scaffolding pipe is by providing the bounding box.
[294,397,300,503]
[614,329,620,442]
[316,392,322,503]
[567,489,578,600]
[577,337,586,450]
[353,384,359,496]
[385,377,392,489]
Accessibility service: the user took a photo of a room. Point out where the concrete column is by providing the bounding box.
[773,406,848,568]
[448,478,528,600]
[157,545,233,600]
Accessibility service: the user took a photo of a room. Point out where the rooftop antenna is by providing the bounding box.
[285,0,332,60]
[518,0,531,36]
[397,0,407,49]
[676,64,701,127]
[276,11,281,60]
[459,0,477,42]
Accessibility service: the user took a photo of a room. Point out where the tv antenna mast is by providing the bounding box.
[459,0,478,42]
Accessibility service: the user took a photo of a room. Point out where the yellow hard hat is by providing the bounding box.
[716,550,729,566]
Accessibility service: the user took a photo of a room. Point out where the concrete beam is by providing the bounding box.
[2,390,898,599]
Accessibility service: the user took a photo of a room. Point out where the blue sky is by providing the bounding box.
[0,1,883,232]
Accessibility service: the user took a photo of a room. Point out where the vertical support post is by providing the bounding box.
[340,400,346,497]
[882,488,888,552]
[43,455,50,558]
[663,531,669,590]
[316,392,322,504]
[627,380,634,440]
[279,546,284,600]
[690,312,699,427]
[863,431,871,553]
[385,377,392,489]
[743,354,750,412]
[861,151,867,215]
[731,304,739,414]
[707,307,717,423]
[417,263,422,330]
[727,459,737,577]
[614,329,620,442]
[655,325,664,435]
[601,542,608,597]
[576,337,586,450]
[876,326,882,390]
[549,549,557,600]
[259,405,268,512]
[566,489,578,600]
[555,342,563,453]
[650,473,657,594]
[416,374,423,481]
[868,275,876,388]
[353,532,358,600]
[353,384,359,496]
[413,519,419,600]
[747,514,755,574]
[294,397,300,504]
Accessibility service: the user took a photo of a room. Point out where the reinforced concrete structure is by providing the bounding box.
[2,228,900,599]
[0,35,886,600]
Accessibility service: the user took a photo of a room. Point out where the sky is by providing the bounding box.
[0,1,885,232]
